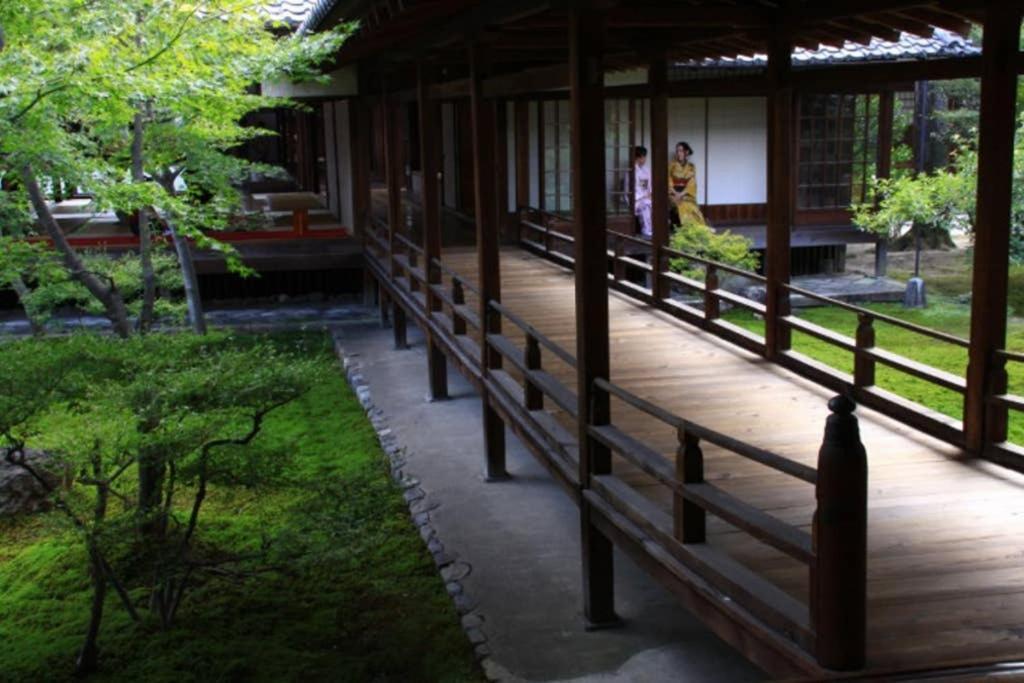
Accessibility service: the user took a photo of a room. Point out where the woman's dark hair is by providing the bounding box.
[676,141,693,155]
[634,145,648,159]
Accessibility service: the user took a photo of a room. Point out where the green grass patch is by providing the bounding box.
[723,298,1024,445]
[0,332,481,683]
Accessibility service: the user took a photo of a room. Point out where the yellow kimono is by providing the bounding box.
[668,160,705,225]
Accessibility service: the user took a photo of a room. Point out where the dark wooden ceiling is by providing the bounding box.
[320,0,989,70]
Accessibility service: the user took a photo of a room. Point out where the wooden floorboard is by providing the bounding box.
[440,246,1024,673]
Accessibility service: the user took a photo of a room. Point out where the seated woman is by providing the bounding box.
[668,141,705,226]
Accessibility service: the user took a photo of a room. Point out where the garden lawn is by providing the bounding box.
[723,298,1024,445]
[0,332,481,683]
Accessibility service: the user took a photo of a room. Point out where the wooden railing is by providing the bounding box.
[516,207,988,455]
[363,223,870,670]
[988,348,1024,460]
[588,378,867,670]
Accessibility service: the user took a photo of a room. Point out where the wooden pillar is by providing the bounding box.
[384,93,407,349]
[469,43,507,480]
[765,34,795,359]
[874,90,894,278]
[495,99,511,242]
[965,3,1021,453]
[384,97,403,276]
[515,100,530,214]
[351,97,373,236]
[570,5,617,629]
[419,65,448,401]
[649,55,669,300]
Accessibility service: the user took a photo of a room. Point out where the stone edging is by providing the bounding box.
[330,328,496,678]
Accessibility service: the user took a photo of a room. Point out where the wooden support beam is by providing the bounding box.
[384,96,404,282]
[965,3,1022,453]
[418,64,448,401]
[469,43,508,480]
[875,89,894,278]
[515,100,530,214]
[570,4,618,630]
[350,97,373,236]
[765,33,795,359]
[495,99,511,242]
[650,54,669,301]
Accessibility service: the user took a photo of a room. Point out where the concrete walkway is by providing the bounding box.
[336,321,763,682]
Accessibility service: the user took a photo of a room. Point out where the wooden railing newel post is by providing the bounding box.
[452,278,467,336]
[704,265,720,321]
[854,314,876,388]
[674,427,706,544]
[813,395,868,671]
[525,333,544,411]
[988,352,1009,444]
[613,237,625,282]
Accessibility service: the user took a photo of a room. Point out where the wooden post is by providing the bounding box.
[813,395,868,671]
[392,300,407,350]
[452,279,467,336]
[674,428,706,543]
[570,5,617,629]
[384,97,404,281]
[965,2,1021,453]
[469,43,508,481]
[495,99,510,243]
[613,237,625,282]
[650,55,669,301]
[704,266,719,321]
[874,90,894,278]
[525,334,543,411]
[765,34,794,359]
[419,64,448,401]
[351,97,372,236]
[515,100,530,221]
[854,314,875,388]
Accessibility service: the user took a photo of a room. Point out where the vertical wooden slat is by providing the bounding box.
[525,334,543,411]
[765,34,795,358]
[384,97,403,280]
[570,5,617,629]
[854,314,875,388]
[674,429,706,544]
[418,65,447,401]
[495,99,510,242]
[874,89,894,277]
[966,3,1022,452]
[469,43,508,480]
[650,55,669,301]
[515,100,530,217]
[351,97,372,236]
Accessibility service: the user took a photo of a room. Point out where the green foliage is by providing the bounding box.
[0,0,354,321]
[851,169,975,240]
[0,332,479,682]
[668,219,759,278]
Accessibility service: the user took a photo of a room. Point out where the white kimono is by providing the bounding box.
[634,162,653,238]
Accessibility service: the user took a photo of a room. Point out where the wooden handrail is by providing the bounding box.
[429,256,482,298]
[996,348,1024,363]
[782,281,970,348]
[394,231,424,255]
[594,377,817,484]
[488,299,578,369]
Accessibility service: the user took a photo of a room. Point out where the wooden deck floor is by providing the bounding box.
[441,246,1024,673]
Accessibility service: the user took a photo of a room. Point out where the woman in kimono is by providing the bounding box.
[668,141,705,226]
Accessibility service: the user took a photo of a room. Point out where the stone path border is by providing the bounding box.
[330,327,496,677]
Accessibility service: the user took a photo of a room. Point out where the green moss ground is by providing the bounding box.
[723,298,1024,444]
[0,333,481,683]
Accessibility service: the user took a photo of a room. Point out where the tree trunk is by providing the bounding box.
[10,276,45,334]
[75,457,109,676]
[20,166,133,337]
[168,224,206,334]
[133,109,157,332]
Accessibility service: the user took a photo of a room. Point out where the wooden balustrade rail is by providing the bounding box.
[590,376,866,670]
[365,236,869,669]
[514,207,1010,459]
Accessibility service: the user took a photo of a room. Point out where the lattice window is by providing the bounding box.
[541,100,572,214]
[797,93,879,210]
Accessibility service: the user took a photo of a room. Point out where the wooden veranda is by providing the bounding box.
[310,0,1024,678]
